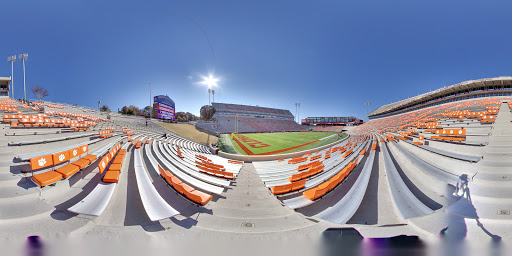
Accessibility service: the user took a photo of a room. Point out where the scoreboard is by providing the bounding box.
[153,95,175,121]
[156,103,175,120]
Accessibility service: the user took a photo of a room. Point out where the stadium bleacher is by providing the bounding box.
[196,103,303,134]
[2,78,512,244]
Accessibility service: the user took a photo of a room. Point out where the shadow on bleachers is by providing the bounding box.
[124,145,155,227]
[52,162,106,219]
[50,209,77,221]
[387,142,443,211]
[297,152,371,216]
[170,216,198,229]
[346,147,381,225]
[142,149,213,217]
[17,177,37,189]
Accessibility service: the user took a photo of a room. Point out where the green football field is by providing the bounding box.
[218,132,347,155]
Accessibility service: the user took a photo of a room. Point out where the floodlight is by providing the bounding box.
[200,74,219,88]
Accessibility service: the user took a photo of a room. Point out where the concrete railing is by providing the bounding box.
[212,135,349,162]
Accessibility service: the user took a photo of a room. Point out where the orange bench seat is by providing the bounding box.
[158,164,212,205]
[109,163,122,172]
[186,190,212,205]
[55,164,80,178]
[303,162,356,201]
[431,136,465,141]
[175,182,195,195]
[72,158,91,169]
[271,179,306,195]
[82,154,98,162]
[112,157,124,164]
[103,170,120,183]
[32,171,63,187]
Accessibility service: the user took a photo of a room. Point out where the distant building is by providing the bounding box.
[152,95,175,121]
[0,77,10,98]
[211,102,294,120]
[301,116,363,126]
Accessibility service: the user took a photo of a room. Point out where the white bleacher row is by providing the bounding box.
[168,136,210,154]
[380,140,435,219]
[150,141,226,195]
[282,139,370,210]
[133,146,180,221]
[253,137,353,185]
[68,141,129,216]
[316,143,376,224]
[67,128,218,218]
[160,141,233,185]
[9,131,116,146]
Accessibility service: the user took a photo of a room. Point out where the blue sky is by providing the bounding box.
[1,0,511,120]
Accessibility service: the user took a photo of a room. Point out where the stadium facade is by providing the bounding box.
[211,102,294,120]
[301,116,363,126]
[196,103,302,134]
[0,77,10,97]
[152,95,175,121]
[368,76,512,119]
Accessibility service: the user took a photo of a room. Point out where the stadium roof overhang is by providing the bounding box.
[0,77,11,86]
[368,76,512,117]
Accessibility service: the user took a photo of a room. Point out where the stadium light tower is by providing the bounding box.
[298,103,301,124]
[200,74,219,106]
[208,88,211,105]
[7,55,16,99]
[365,102,371,116]
[295,103,301,123]
[149,83,152,119]
[18,53,28,101]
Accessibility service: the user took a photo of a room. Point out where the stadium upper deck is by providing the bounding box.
[212,102,294,120]
[368,76,512,119]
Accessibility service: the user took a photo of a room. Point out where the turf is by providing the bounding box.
[220,132,347,155]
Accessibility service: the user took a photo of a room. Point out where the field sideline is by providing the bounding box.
[219,132,347,155]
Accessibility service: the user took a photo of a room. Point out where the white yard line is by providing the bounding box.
[319,134,337,141]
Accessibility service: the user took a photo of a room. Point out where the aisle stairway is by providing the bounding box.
[466,101,512,219]
[194,163,329,234]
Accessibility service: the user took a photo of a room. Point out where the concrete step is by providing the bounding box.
[485,146,512,153]
[0,171,22,182]
[471,179,512,198]
[0,179,40,200]
[0,151,14,157]
[483,154,512,161]
[488,135,512,141]
[0,196,54,220]
[473,170,512,182]
[487,140,512,146]
[479,160,512,168]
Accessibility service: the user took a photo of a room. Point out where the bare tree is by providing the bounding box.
[32,86,48,102]
[200,105,216,120]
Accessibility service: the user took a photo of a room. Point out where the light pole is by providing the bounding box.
[298,103,301,124]
[365,102,371,116]
[98,100,101,111]
[18,53,28,102]
[212,89,215,103]
[149,83,152,119]
[295,103,299,123]
[208,88,211,105]
[7,55,15,99]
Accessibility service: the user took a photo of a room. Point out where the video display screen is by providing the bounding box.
[156,102,175,120]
